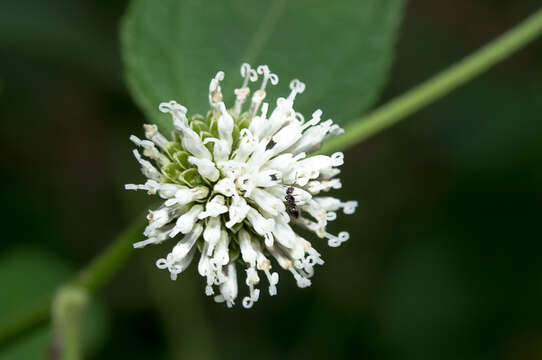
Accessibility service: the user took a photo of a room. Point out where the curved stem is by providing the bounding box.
[0,218,144,349]
[52,286,89,360]
[319,7,542,154]
[1,7,542,350]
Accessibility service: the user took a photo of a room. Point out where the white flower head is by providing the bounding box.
[126,63,357,308]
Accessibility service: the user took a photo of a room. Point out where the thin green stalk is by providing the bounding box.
[0,218,144,350]
[319,7,542,154]
[1,6,542,351]
[74,217,145,292]
[0,301,50,349]
[52,286,89,360]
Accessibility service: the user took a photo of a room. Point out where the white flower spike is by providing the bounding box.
[126,64,357,308]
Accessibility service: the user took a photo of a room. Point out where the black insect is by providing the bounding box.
[265,139,276,151]
[285,186,299,219]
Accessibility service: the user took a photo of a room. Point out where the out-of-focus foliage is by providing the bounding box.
[0,0,121,85]
[121,0,404,132]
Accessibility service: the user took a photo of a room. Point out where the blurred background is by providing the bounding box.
[1,0,542,359]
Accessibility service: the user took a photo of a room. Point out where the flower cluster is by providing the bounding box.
[126,63,357,308]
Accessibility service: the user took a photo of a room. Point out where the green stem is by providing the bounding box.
[0,218,144,350]
[74,217,145,292]
[52,286,89,360]
[319,7,542,154]
[0,301,50,349]
[2,6,542,350]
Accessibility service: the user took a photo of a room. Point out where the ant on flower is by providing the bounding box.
[285,186,299,219]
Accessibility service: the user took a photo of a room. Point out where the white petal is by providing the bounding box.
[188,156,220,182]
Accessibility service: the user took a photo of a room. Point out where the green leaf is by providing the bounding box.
[0,247,108,359]
[121,0,404,133]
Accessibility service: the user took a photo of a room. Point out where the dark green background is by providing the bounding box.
[1,0,541,359]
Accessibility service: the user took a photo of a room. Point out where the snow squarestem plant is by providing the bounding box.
[0,4,541,354]
[125,63,358,309]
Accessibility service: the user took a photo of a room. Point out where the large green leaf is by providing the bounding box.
[121,0,404,133]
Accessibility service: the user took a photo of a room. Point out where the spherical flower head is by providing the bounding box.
[125,63,358,308]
